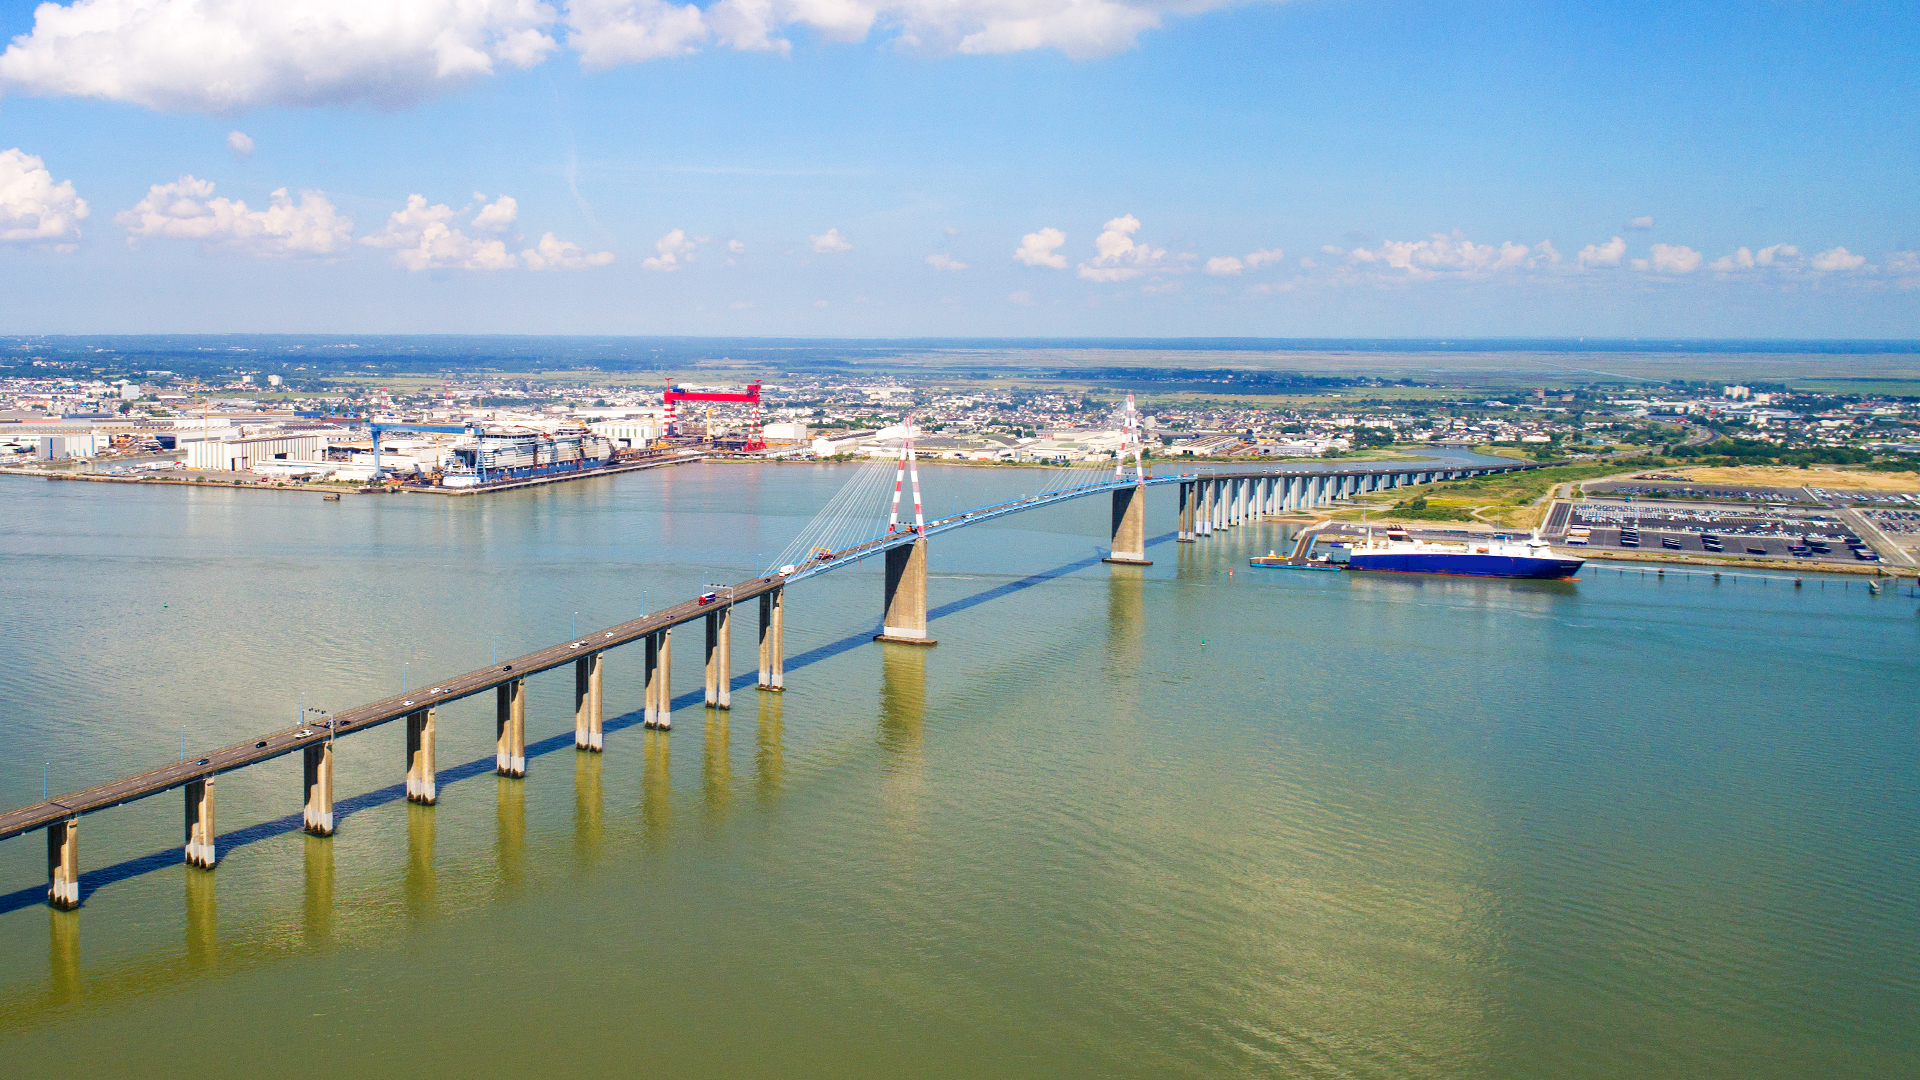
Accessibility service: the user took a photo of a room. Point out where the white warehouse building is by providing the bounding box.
[589,419,662,449]
[186,433,326,472]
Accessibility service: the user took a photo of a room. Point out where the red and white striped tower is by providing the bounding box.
[662,376,677,438]
[887,417,926,534]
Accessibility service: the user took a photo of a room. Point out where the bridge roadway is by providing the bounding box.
[0,574,784,843]
[0,458,1530,850]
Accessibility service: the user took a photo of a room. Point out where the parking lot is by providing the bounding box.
[1558,499,1886,566]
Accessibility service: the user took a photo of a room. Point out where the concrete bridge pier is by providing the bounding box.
[705,607,733,710]
[184,777,216,869]
[406,708,437,804]
[1177,481,1194,542]
[656,629,674,730]
[574,653,604,752]
[1105,484,1152,565]
[759,588,785,690]
[877,536,936,645]
[496,678,527,778]
[47,818,79,910]
[303,742,334,836]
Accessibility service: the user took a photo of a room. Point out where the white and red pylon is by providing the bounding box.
[1114,392,1146,483]
[888,416,925,536]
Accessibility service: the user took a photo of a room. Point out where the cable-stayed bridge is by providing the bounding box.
[3,410,1528,911]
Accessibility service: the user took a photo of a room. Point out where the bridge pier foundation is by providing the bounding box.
[47,818,79,910]
[184,777,215,869]
[496,678,526,778]
[646,630,674,730]
[877,537,936,645]
[406,708,437,804]
[759,589,785,690]
[574,654,604,752]
[1177,481,1194,542]
[303,742,334,836]
[1104,484,1152,565]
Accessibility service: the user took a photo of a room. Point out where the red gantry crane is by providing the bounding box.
[662,379,765,450]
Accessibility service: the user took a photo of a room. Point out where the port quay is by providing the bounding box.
[4,451,1532,910]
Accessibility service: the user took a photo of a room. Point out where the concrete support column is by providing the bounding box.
[658,628,673,730]
[877,537,936,645]
[184,776,216,869]
[716,605,732,710]
[496,678,526,778]
[303,742,334,836]
[760,588,785,690]
[574,654,604,752]
[645,633,661,727]
[406,708,437,804]
[705,612,721,707]
[1177,482,1193,542]
[1105,484,1152,565]
[47,818,79,911]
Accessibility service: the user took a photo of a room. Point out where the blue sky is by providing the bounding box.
[0,0,1915,337]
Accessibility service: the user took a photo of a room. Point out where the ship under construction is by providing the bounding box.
[437,427,616,488]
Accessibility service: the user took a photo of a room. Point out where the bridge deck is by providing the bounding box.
[0,574,783,843]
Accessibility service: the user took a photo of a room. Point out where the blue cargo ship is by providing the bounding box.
[1346,529,1583,579]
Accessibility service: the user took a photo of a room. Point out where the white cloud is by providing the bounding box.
[567,0,709,68]
[0,0,1246,112]
[581,0,1185,63]
[360,193,515,270]
[1710,247,1755,272]
[1345,231,1547,279]
[1577,236,1626,269]
[727,239,746,253]
[0,0,559,112]
[471,195,518,232]
[810,227,852,253]
[1810,246,1866,272]
[1078,213,1163,281]
[1634,243,1700,274]
[1626,215,1654,230]
[1887,251,1919,289]
[0,148,88,244]
[642,227,700,270]
[227,131,254,159]
[1014,226,1067,268]
[523,231,615,270]
[925,253,967,271]
[1206,246,1283,276]
[1298,256,1316,269]
[115,175,350,256]
[730,299,754,309]
[1708,244,1801,272]
[1007,289,1035,306]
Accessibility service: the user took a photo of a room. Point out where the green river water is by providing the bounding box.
[0,463,1914,1078]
